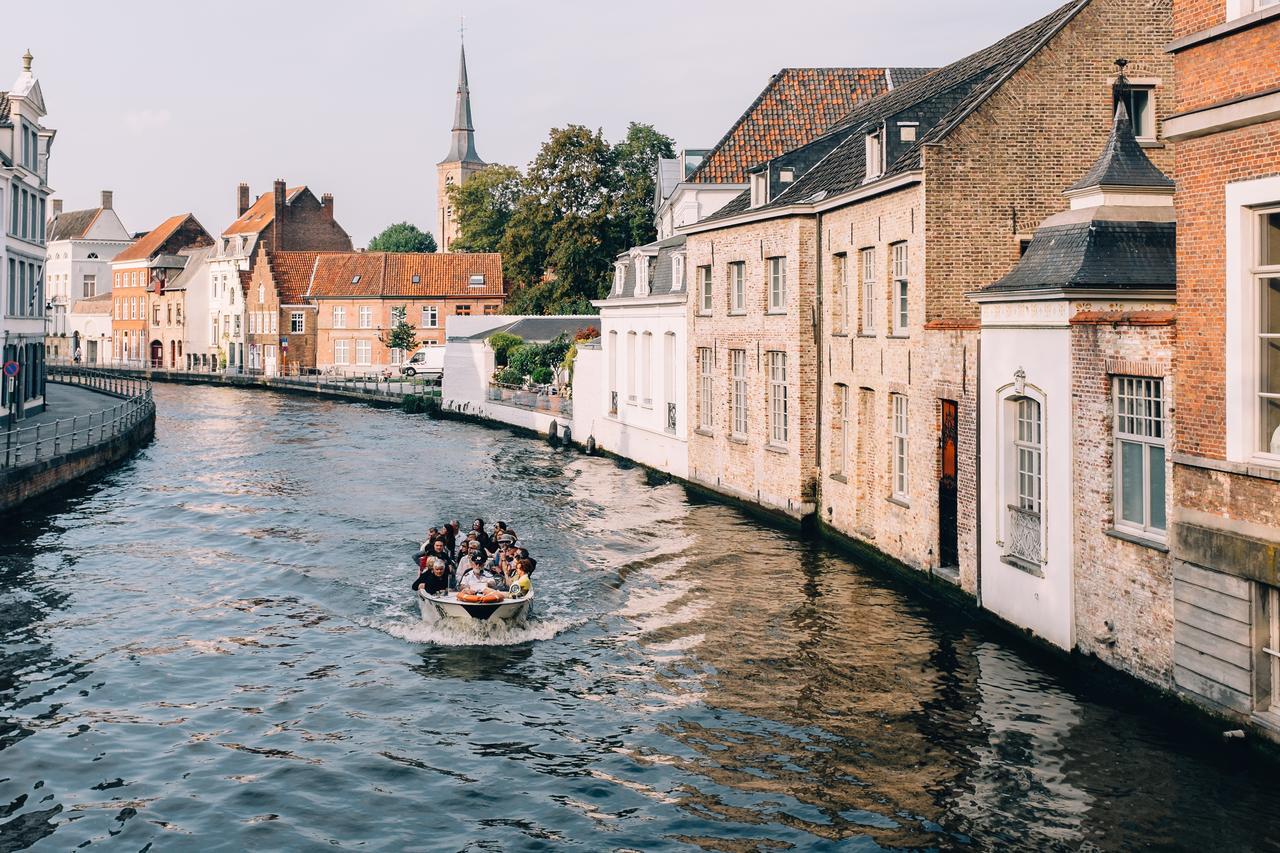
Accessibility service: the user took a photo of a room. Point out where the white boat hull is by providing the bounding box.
[418,589,533,623]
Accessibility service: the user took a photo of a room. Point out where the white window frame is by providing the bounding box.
[730,349,748,437]
[891,393,909,499]
[767,256,787,313]
[1113,376,1168,538]
[635,256,650,297]
[664,332,677,431]
[861,248,876,334]
[1015,397,1043,515]
[334,339,350,365]
[671,253,685,292]
[290,312,305,334]
[641,331,653,405]
[1116,85,1157,142]
[750,171,767,208]
[333,306,346,329]
[1256,207,1280,458]
[729,262,745,314]
[832,253,848,335]
[627,331,637,402]
[422,305,438,328]
[698,265,712,314]
[767,351,788,445]
[356,339,372,365]
[698,347,714,430]
[607,330,618,414]
[865,131,883,181]
[613,262,626,296]
[359,306,373,329]
[892,242,909,335]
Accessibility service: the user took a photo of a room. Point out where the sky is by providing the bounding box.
[7,0,1065,248]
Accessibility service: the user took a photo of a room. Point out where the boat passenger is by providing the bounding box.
[459,553,494,594]
[471,519,493,554]
[429,538,456,571]
[506,558,533,598]
[412,557,451,595]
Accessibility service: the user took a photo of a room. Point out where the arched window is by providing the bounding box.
[1004,394,1043,569]
[87,252,98,259]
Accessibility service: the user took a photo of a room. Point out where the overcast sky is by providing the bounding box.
[8,0,1063,247]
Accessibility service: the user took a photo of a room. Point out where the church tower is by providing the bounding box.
[437,38,485,253]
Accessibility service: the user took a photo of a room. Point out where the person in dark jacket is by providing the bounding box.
[412,557,452,595]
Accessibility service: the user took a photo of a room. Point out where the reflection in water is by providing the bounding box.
[0,384,1277,851]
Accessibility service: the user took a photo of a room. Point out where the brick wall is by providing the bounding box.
[1174,18,1280,113]
[1070,317,1176,686]
[685,216,818,517]
[272,191,353,254]
[314,296,502,370]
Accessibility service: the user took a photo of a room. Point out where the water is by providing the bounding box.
[2,385,1278,852]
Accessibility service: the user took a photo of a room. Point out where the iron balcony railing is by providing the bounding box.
[610,391,618,415]
[1006,504,1043,567]
[666,402,677,433]
[1,366,154,470]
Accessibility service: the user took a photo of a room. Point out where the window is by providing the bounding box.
[767,351,788,445]
[1259,209,1280,456]
[626,331,637,401]
[768,256,787,312]
[672,254,685,291]
[455,304,471,316]
[636,257,650,297]
[422,305,438,328]
[483,305,498,315]
[391,347,405,365]
[778,167,795,184]
[271,312,277,333]
[1115,86,1156,141]
[82,274,96,298]
[860,249,877,333]
[335,339,350,364]
[641,331,653,404]
[899,124,918,143]
[130,297,137,320]
[258,284,265,303]
[698,347,714,429]
[356,339,372,365]
[865,131,883,181]
[832,253,848,334]
[359,306,373,328]
[750,171,767,208]
[613,263,626,296]
[469,274,486,287]
[411,274,421,284]
[392,306,406,324]
[730,349,747,436]
[333,306,346,328]
[351,275,361,284]
[892,242,909,334]
[698,265,712,314]
[608,331,618,414]
[1015,398,1043,514]
[1113,377,1167,536]
[1266,586,1280,713]
[290,312,305,333]
[892,394,909,499]
[729,262,745,313]
[664,332,677,432]
[832,384,849,475]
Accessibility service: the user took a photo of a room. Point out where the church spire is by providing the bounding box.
[442,37,483,165]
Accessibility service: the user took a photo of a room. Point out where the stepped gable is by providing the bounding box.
[687,67,929,185]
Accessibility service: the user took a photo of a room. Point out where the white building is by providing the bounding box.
[578,236,690,478]
[0,50,55,424]
[68,292,112,365]
[653,150,744,240]
[45,190,132,360]
[175,245,215,370]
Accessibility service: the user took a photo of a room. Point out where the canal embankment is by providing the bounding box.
[1,367,155,511]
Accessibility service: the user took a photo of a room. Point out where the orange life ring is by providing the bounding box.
[457,591,504,604]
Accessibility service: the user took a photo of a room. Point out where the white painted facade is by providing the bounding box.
[44,193,131,358]
[0,51,54,423]
[68,295,112,364]
[203,235,251,370]
[655,184,744,241]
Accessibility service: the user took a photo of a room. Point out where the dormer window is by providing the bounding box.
[412,274,421,283]
[468,274,486,287]
[750,171,768,208]
[865,131,884,181]
[613,262,627,296]
[778,168,795,184]
[671,253,685,292]
[635,257,650,297]
[351,275,361,284]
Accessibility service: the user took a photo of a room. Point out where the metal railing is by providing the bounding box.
[2,366,154,470]
[487,383,573,416]
[609,391,618,415]
[666,402,678,433]
[1006,504,1043,567]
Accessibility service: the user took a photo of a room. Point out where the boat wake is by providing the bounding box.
[363,614,584,647]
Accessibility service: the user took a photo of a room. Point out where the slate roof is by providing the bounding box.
[609,235,687,300]
[224,186,306,237]
[699,0,1091,223]
[113,213,198,262]
[1067,100,1175,192]
[656,158,683,204]
[306,252,504,299]
[49,208,103,241]
[463,316,600,343]
[687,67,930,185]
[168,246,215,293]
[981,219,1175,293]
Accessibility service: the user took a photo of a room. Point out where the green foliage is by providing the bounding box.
[540,333,571,370]
[613,122,676,248]
[381,306,419,354]
[530,366,553,385]
[368,222,438,253]
[486,332,524,366]
[447,165,522,254]
[506,343,542,378]
[496,366,523,386]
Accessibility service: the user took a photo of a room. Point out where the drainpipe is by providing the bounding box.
[813,211,824,531]
[974,335,982,609]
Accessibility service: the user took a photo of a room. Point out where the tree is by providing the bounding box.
[368,222,437,253]
[380,306,419,355]
[447,164,523,254]
[613,122,676,248]
[487,331,524,366]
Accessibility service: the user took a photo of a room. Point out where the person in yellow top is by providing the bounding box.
[505,557,533,599]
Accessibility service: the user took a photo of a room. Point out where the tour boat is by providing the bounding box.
[417,588,533,624]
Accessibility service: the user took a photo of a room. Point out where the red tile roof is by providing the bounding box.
[112,213,195,262]
[306,252,504,299]
[266,251,341,304]
[224,186,305,237]
[689,68,924,184]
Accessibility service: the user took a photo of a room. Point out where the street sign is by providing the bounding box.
[2,361,18,378]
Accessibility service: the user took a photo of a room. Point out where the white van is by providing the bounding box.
[400,345,445,377]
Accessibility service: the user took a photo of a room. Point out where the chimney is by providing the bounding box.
[237,182,250,217]
[51,198,63,217]
[272,178,286,251]
[321,192,334,221]
[100,190,113,210]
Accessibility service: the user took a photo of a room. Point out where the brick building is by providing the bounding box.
[110,213,212,365]
[308,252,504,373]
[1162,0,1280,735]
[243,245,337,375]
[972,97,1177,675]
[682,0,1175,596]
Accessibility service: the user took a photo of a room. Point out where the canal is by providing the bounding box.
[1,384,1278,851]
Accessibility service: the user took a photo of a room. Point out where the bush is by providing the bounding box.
[487,332,524,366]
[507,343,541,378]
[540,334,571,371]
[496,366,523,386]
[531,366,553,385]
